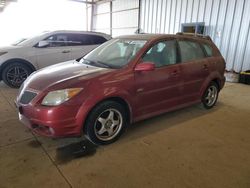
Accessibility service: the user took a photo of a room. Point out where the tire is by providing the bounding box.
[202,81,219,109]
[85,101,128,145]
[2,62,32,88]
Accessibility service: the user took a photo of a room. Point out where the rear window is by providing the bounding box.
[178,41,205,62]
[202,43,213,57]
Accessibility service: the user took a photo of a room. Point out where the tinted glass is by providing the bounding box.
[178,41,205,62]
[91,35,107,44]
[68,34,107,46]
[44,34,107,47]
[143,40,177,68]
[202,43,213,57]
[45,34,68,47]
[68,34,92,46]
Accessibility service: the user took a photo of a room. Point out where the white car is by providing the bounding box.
[0,30,111,87]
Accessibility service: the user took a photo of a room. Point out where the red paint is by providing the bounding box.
[134,62,155,72]
[16,34,225,138]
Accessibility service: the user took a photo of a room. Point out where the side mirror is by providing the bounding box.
[37,41,50,48]
[135,62,155,72]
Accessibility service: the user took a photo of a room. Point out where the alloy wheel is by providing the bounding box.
[94,108,123,141]
[6,66,29,86]
[204,85,218,107]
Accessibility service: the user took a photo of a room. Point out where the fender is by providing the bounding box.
[199,71,223,98]
[75,87,134,134]
[0,58,36,76]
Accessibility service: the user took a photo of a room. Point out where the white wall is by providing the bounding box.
[112,0,139,36]
[92,2,111,35]
[0,0,87,46]
[92,0,139,37]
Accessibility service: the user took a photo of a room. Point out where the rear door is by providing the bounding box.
[69,34,108,59]
[134,39,184,118]
[177,38,209,103]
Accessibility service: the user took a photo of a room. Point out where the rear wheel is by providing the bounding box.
[2,62,32,88]
[202,81,219,109]
[85,101,128,145]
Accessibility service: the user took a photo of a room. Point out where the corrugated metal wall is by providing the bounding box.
[92,0,139,36]
[85,0,93,32]
[93,1,111,34]
[112,0,139,36]
[140,0,250,72]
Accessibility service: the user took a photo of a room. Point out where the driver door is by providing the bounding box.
[134,39,183,119]
[35,34,72,69]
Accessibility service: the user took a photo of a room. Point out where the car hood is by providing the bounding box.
[24,60,110,91]
[0,45,23,51]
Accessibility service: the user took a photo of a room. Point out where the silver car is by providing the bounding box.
[0,30,111,87]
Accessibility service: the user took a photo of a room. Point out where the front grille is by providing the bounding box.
[20,91,37,104]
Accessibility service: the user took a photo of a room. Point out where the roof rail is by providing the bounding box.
[176,32,212,41]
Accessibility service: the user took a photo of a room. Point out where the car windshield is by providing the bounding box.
[80,38,147,69]
[13,31,50,46]
[12,38,28,46]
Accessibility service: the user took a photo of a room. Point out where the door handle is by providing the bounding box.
[203,64,208,70]
[171,70,179,76]
[62,50,71,53]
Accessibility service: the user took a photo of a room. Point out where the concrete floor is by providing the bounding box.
[0,82,250,188]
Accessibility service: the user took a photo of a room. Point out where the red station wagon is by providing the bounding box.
[16,33,226,145]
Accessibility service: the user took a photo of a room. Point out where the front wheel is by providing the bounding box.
[202,82,219,109]
[2,63,32,88]
[84,101,128,145]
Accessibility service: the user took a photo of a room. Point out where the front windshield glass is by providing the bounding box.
[13,31,50,46]
[81,38,147,69]
[12,38,28,46]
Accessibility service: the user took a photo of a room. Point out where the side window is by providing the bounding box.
[202,43,213,57]
[68,34,83,46]
[45,34,69,47]
[67,34,93,46]
[178,40,205,62]
[67,34,107,46]
[91,35,107,44]
[143,40,177,68]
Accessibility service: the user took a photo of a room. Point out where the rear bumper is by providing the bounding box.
[17,103,83,138]
[220,76,226,90]
[0,66,2,81]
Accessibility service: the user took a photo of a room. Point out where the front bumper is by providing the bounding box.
[17,103,83,138]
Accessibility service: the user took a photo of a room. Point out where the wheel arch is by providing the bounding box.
[211,78,221,90]
[199,73,223,98]
[0,58,36,79]
[82,96,132,133]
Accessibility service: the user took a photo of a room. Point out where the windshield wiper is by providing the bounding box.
[96,61,114,68]
[82,58,113,69]
[76,56,84,62]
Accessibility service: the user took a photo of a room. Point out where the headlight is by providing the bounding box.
[41,88,83,106]
[0,52,7,56]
